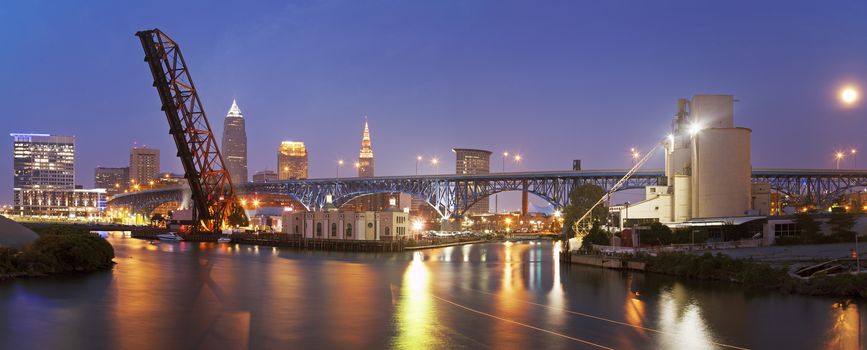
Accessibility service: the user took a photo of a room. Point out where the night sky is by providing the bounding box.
[2,1,866,209]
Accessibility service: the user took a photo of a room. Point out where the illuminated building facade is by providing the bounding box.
[12,133,75,191]
[278,141,308,180]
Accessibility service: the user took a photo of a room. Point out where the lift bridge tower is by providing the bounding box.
[135,29,243,232]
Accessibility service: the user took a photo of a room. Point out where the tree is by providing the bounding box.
[579,222,611,252]
[793,213,820,244]
[561,184,607,239]
[641,222,673,246]
[827,211,856,242]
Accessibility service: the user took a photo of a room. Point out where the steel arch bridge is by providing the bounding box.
[109,169,867,218]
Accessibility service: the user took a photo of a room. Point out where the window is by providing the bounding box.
[367,222,373,229]
[774,223,800,237]
[294,225,299,234]
[385,226,391,236]
[316,223,322,236]
[346,224,352,237]
[331,223,337,237]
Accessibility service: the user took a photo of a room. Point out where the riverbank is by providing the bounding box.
[566,251,867,298]
[131,231,487,252]
[1,225,115,279]
[404,239,486,250]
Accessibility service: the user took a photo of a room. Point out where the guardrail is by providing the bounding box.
[593,239,763,254]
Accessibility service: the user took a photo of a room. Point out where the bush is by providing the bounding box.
[28,224,92,236]
[0,248,22,276]
[23,233,114,274]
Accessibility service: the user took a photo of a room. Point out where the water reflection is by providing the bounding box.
[655,284,717,349]
[0,237,860,349]
[827,301,862,350]
[624,275,647,337]
[392,252,444,349]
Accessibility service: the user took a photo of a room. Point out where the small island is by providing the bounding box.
[0,217,114,279]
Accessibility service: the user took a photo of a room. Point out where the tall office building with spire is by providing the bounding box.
[357,119,374,178]
[221,99,248,184]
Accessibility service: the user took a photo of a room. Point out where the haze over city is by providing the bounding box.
[2,0,866,208]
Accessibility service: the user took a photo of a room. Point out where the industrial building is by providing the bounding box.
[617,95,770,229]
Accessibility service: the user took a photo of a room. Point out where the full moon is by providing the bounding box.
[840,86,859,105]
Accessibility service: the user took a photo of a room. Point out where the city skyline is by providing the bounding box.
[2,1,866,208]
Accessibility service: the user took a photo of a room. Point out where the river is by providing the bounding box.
[0,235,862,349]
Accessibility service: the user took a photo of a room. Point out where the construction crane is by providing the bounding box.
[571,138,665,245]
[135,28,241,232]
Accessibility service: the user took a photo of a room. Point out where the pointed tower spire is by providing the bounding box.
[357,117,374,177]
[227,98,243,118]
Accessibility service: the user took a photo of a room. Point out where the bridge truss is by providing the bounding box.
[111,169,867,219]
[136,29,239,231]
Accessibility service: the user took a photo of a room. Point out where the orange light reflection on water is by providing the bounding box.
[392,252,444,349]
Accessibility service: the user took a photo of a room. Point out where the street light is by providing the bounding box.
[836,151,845,170]
[431,158,439,175]
[851,149,858,169]
[840,86,860,106]
[337,159,344,178]
[416,155,422,175]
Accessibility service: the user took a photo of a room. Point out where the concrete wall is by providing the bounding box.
[691,127,752,218]
[691,95,734,129]
[673,175,691,222]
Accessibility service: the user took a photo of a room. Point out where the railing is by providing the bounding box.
[593,239,763,254]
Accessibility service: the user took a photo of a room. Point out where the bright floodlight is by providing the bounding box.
[841,86,859,105]
[412,220,424,231]
[688,122,703,136]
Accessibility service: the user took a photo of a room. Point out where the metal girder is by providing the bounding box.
[110,169,867,218]
[136,29,239,231]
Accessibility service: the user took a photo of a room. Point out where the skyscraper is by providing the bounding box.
[12,133,75,191]
[94,166,129,197]
[221,99,248,184]
[453,148,492,214]
[357,119,374,178]
[278,141,308,180]
[129,147,160,186]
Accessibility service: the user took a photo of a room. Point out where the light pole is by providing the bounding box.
[416,155,422,175]
[336,160,344,178]
[851,149,858,169]
[836,151,845,170]
[431,158,439,175]
[496,151,509,214]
